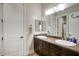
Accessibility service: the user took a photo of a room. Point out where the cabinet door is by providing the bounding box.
[48,43,62,56]
[34,38,39,54]
[34,38,49,56]
[38,39,43,55]
[42,41,49,56]
[39,40,49,56]
[61,48,79,56]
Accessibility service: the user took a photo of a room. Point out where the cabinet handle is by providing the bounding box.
[20,36,24,38]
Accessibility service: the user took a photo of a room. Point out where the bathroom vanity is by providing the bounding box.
[33,4,79,56]
[34,35,79,56]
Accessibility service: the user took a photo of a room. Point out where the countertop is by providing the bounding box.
[35,36,79,54]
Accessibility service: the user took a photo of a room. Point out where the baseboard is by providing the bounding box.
[27,50,38,56]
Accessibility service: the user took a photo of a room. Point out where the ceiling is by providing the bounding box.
[41,3,59,10]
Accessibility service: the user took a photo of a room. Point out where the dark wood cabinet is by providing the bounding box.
[40,41,49,56]
[34,37,48,56]
[48,43,62,56]
[34,38,39,54]
[61,48,79,56]
[34,37,79,56]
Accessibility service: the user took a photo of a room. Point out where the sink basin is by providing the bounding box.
[55,40,76,46]
[36,36,47,39]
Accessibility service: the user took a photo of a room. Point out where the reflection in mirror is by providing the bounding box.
[69,11,79,40]
[46,14,57,36]
[57,16,67,39]
[35,20,46,32]
[35,20,42,32]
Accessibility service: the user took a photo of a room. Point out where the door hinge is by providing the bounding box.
[1,19,3,23]
[2,37,3,40]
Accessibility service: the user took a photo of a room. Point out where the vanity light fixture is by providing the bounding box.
[53,6,59,12]
[45,4,67,16]
[57,4,66,11]
[45,8,55,16]
[53,4,66,12]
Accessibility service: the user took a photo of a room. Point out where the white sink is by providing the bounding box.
[55,40,76,46]
[36,36,47,39]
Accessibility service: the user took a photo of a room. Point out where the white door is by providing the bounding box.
[0,4,3,56]
[3,4,24,56]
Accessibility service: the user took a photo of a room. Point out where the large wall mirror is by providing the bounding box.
[42,3,79,39]
[45,13,68,38]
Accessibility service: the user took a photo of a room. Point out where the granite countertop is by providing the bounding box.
[35,36,79,54]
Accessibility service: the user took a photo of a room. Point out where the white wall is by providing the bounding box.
[23,3,42,55]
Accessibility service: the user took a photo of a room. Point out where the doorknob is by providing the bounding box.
[20,36,24,38]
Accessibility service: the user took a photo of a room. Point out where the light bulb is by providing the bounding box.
[57,4,66,11]
[45,8,55,16]
[40,24,42,31]
[53,7,59,12]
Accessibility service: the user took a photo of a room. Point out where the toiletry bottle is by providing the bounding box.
[69,35,73,42]
[70,36,77,44]
[72,37,77,44]
[74,37,77,44]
